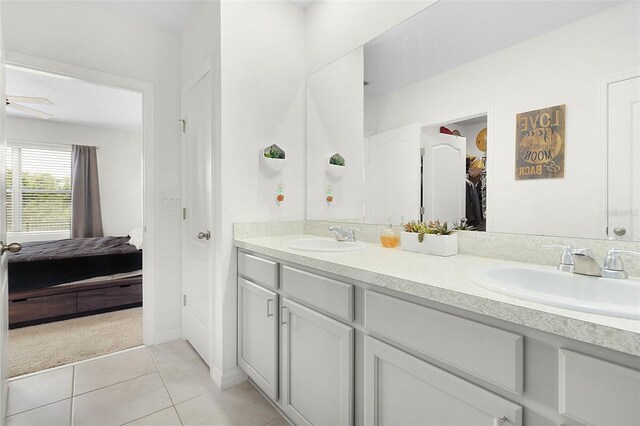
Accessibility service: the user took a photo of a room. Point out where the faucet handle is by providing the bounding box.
[542,244,574,272]
[603,249,640,277]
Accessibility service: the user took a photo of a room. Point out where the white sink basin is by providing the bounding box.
[472,265,640,319]
[283,238,367,252]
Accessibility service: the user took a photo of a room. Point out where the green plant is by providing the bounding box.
[329,154,345,166]
[264,148,285,159]
[427,220,454,235]
[453,218,477,231]
[403,221,433,242]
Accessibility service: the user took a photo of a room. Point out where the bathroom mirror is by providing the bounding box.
[306,0,640,241]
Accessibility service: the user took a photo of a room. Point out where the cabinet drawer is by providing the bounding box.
[365,336,522,426]
[9,293,77,324]
[77,283,142,312]
[364,290,523,394]
[559,349,640,425]
[238,251,278,290]
[281,266,354,321]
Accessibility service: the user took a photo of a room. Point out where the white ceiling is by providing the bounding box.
[364,0,625,97]
[6,66,143,131]
[97,1,198,33]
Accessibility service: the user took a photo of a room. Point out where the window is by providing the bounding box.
[6,142,72,233]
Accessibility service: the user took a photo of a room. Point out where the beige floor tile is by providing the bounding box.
[5,399,71,426]
[74,347,157,395]
[175,381,280,426]
[73,372,172,426]
[263,416,290,426]
[159,358,215,404]
[149,339,200,370]
[7,367,73,416]
[126,407,182,425]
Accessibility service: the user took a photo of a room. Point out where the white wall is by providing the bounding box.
[305,0,435,75]
[182,0,307,387]
[307,47,364,221]
[6,116,143,239]
[1,1,183,341]
[365,3,640,239]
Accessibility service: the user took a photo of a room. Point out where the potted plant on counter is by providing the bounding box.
[401,221,430,253]
[421,220,458,256]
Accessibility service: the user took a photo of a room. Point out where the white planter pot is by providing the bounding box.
[421,233,458,257]
[400,232,420,253]
[259,151,287,173]
[325,163,345,178]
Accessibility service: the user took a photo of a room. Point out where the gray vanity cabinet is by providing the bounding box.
[364,336,523,426]
[280,297,354,426]
[238,277,279,400]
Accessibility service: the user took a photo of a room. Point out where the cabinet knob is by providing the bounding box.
[266,299,274,318]
[494,416,508,426]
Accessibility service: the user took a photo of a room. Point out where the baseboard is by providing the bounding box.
[211,365,247,390]
[153,328,182,345]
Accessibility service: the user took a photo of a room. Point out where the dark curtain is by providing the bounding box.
[71,145,104,238]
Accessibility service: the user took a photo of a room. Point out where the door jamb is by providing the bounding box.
[4,51,156,345]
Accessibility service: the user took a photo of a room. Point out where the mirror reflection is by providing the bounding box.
[306,0,640,241]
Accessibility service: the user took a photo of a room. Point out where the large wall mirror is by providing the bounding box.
[306,0,640,241]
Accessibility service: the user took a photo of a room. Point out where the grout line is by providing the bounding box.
[149,347,177,407]
[5,397,72,419]
[72,370,158,399]
[9,345,147,382]
[70,366,75,426]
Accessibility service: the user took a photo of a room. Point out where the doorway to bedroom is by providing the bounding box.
[5,65,145,377]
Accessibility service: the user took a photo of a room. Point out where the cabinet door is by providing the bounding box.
[238,278,278,400]
[281,297,353,426]
[364,336,522,426]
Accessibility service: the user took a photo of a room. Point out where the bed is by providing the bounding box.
[8,236,143,328]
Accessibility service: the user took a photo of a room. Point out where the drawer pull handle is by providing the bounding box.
[119,285,132,288]
[494,416,508,426]
[281,306,288,325]
[266,299,274,317]
[12,298,28,303]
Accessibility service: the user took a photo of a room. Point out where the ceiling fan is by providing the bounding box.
[5,96,53,119]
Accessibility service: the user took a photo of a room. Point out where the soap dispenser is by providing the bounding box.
[380,216,400,248]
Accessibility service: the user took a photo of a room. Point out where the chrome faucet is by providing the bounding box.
[572,249,603,277]
[545,244,640,279]
[328,226,358,242]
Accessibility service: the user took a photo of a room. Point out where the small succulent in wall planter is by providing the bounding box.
[426,220,454,235]
[260,144,287,173]
[326,153,346,178]
[329,154,345,166]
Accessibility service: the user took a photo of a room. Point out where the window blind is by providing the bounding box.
[6,143,72,233]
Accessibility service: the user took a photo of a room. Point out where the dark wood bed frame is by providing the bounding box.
[8,275,142,329]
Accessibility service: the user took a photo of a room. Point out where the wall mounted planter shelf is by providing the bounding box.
[325,153,345,178]
[260,144,287,173]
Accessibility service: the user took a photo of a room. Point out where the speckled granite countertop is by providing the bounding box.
[234,234,640,357]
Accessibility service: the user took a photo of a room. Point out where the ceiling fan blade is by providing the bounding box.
[6,96,53,105]
[7,103,53,119]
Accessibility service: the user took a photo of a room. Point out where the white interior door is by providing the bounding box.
[181,72,212,364]
[423,128,466,224]
[608,76,640,241]
[365,124,421,224]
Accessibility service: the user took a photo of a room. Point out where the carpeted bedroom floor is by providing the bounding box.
[9,307,143,378]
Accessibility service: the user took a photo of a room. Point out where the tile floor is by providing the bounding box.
[5,340,288,426]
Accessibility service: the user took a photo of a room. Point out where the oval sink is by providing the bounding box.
[472,265,640,319]
[283,238,367,252]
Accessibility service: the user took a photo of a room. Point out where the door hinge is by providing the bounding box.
[420,206,425,215]
[179,119,186,133]
[420,147,425,156]
[183,208,186,220]
[183,294,187,306]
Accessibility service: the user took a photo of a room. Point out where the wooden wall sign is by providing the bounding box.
[515,104,565,180]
